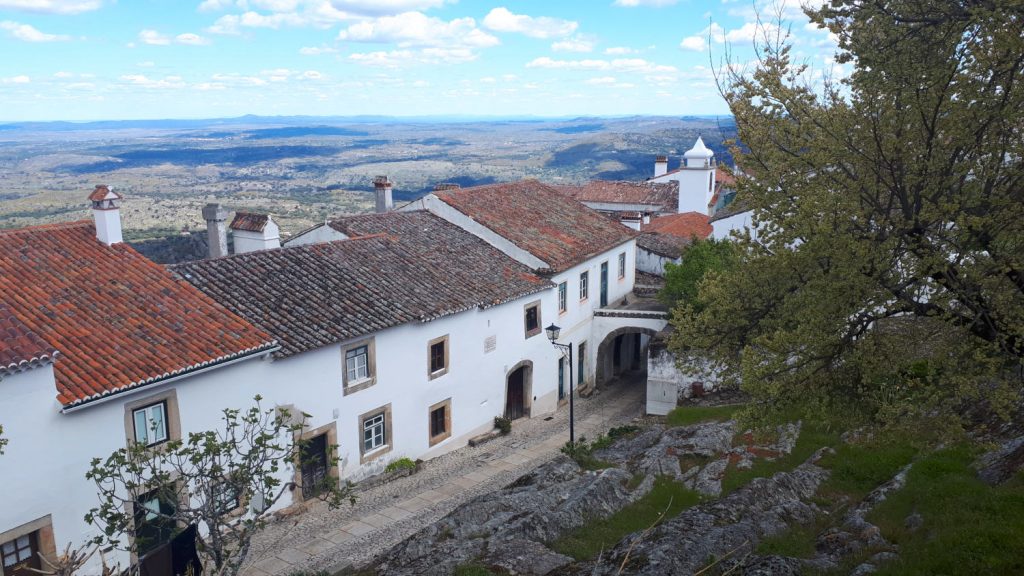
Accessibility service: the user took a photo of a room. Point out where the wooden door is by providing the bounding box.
[301,433,329,499]
[1,533,40,576]
[505,367,526,420]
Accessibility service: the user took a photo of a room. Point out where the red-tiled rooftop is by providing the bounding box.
[230,212,270,233]
[643,212,713,240]
[553,180,678,210]
[0,221,276,407]
[0,302,59,376]
[435,179,638,273]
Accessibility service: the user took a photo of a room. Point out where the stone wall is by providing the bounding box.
[645,330,721,415]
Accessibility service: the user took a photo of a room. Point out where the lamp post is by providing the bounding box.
[545,323,575,444]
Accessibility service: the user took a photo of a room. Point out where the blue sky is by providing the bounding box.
[0,0,839,121]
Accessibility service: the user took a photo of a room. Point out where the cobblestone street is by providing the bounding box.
[242,376,648,575]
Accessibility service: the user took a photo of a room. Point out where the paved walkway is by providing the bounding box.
[242,377,647,575]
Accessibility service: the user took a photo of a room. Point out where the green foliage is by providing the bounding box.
[755,521,821,559]
[452,563,497,576]
[818,439,917,501]
[551,476,702,560]
[869,446,1024,575]
[658,238,739,311]
[670,0,1024,432]
[494,416,512,435]
[385,457,417,473]
[560,437,612,471]
[84,397,355,576]
[607,425,640,440]
[665,404,741,427]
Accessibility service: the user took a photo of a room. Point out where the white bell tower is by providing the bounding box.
[676,137,716,214]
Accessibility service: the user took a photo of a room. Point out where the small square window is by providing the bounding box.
[618,252,626,279]
[132,402,168,446]
[524,300,542,338]
[346,345,368,382]
[557,282,567,313]
[428,399,452,446]
[579,271,589,301]
[363,412,386,452]
[428,335,449,379]
[342,338,376,395]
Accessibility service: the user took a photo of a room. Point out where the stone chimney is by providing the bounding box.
[373,176,393,213]
[202,203,229,259]
[433,183,461,192]
[88,185,123,246]
[654,155,668,177]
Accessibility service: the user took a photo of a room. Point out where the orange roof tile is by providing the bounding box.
[0,221,276,407]
[642,212,713,240]
[435,180,638,273]
[230,212,270,233]
[0,302,59,375]
[552,180,678,210]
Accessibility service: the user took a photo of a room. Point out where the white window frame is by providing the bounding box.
[558,281,567,313]
[345,345,369,383]
[132,402,168,446]
[579,271,589,301]
[618,252,626,279]
[363,411,386,453]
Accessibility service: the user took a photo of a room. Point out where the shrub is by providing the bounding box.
[385,457,417,473]
[494,416,512,435]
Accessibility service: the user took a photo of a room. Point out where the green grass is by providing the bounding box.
[453,563,497,576]
[721,420,842,495]
[665,404,742,427]
[818,440,917,500]
[551,476,702,561]
[868,446,1024,575]
[755,521,822,558]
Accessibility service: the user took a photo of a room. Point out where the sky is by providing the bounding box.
[0,0,840,121]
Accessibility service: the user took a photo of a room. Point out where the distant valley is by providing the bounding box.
[0,115,736,240]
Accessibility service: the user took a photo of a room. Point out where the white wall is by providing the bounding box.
[636,247,679,277]
[646,344,722,415]
[649,167,715,215]
[711,210,756,241]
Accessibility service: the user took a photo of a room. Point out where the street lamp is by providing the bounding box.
[545,323,575,443]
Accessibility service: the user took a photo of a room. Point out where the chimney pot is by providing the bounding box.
[202,203,229,258]
[373,175,393,213]
[89,185,123,246]
[433,183,461,192]
[654,155,669,177]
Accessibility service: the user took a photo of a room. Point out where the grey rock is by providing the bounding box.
[869,551,898,565]
[849,562,877,576]
[904,512,923,532]
[691,457,729,497]
[487,538,574,575]
[740,555,803,575]
[976,435,1024,486]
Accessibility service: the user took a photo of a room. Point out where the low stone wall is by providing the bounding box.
[646,332,721,415]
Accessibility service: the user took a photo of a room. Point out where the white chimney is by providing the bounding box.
[88,185,123,246]
[202,203,229,258]
[374,176,393,213]
[229,212,281,254]
[654,155,668,177]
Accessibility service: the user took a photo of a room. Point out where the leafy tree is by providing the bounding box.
[85,396,354,576]
[671,0,1024,431]
[659,238,739,311]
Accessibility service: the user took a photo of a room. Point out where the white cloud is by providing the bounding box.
[551,35,593,53]
[724,21,778,43]
[210,72,267,85]
[197,0,234,10]
[329,0,447,16]
[1,75,31,84]
[138,29,170,45]
[348,46,478,67]
[679,23,723,52]
[136,60,155,67]
[526,56,677,74]
[613,0,678,5]
[0,0,101,14]
[301,69,323,79]
[482,7,577,39]
[207,10,310,34]
[585,76,617,85]
[299,44,339,55]
[53,70,74,78]
[0,20,70,42]
[119,74,186,88]
[175,32,210,45]
[679,35,706,52]
[338,11,497,48]
[604,46,637,55]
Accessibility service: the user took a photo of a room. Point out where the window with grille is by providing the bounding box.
[524,300,541,338]
[618,252,626,279]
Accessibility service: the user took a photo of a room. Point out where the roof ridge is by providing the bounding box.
[0,220,92,237]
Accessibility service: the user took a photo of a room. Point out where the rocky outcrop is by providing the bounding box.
[976,435,1024,486]
[371,455,645,576]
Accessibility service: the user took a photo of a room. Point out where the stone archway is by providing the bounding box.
[504,360,533,420]
[595,326,658,387]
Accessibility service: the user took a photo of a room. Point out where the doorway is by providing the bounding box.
[505,362,532,420]
[300,433,329,499]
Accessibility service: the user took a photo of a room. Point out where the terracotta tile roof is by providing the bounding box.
[230,212,269,233]
[636,232,690,259]
[173,211,553,358]
[435,180,639,273]
[643,212,713,240]
[87,184,121,202]
[552,180,678,211]
[0,302,59,376]
[0,221,276,407]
